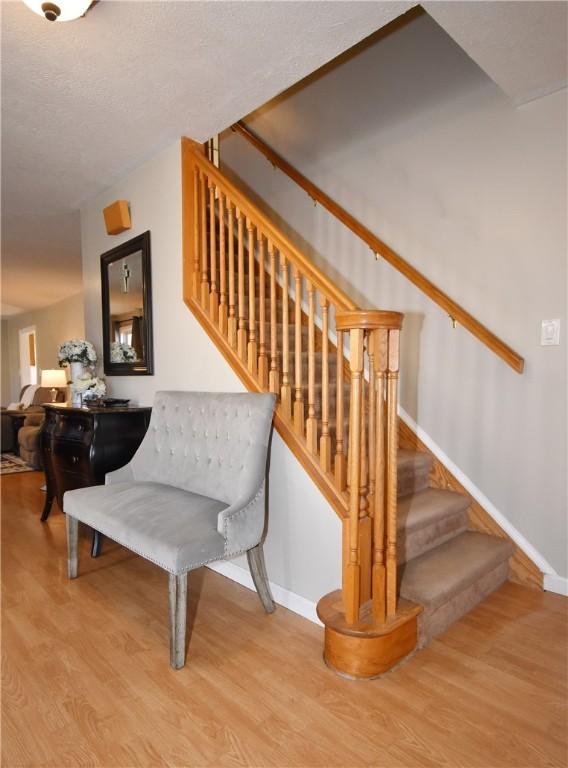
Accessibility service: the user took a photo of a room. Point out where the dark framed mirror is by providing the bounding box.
[101,231,154,375]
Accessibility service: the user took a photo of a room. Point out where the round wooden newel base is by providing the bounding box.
[317,591,421,680]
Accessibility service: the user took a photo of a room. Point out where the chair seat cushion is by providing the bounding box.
[64,482,228,574]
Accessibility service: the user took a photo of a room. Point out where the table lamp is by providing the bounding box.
[41,369,67,402]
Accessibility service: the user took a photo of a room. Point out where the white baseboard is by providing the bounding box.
[543,574,568,597]
[398,407,560,584]
[207,560,322,626]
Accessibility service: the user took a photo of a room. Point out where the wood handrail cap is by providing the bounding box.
[336,310,403,331]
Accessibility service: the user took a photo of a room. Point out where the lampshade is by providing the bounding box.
[22,0,92,23]
[41,369,67,388]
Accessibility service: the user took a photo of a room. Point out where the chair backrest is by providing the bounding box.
[130,391,276,504]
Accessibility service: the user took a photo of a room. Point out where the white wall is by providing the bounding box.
[4,292,85,402]
[220,12,567,577]
[80,141,341,605]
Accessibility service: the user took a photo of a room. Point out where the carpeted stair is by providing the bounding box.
[395,451,513,646]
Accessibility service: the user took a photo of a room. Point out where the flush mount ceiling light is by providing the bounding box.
[22,0,93,22]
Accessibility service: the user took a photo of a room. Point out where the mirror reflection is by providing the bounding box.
[108,251,145,362]
[101,230,153,375]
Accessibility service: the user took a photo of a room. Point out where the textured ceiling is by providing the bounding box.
[2,1,566,316]
[1,0,413,314]
[424,1,568,104]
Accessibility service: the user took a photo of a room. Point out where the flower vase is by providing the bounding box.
[69,362,84,406]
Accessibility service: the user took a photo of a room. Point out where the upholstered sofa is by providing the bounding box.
[18,412,47,468]
[1,385,66,456]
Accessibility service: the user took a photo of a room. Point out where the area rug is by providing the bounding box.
[0,453,35,475]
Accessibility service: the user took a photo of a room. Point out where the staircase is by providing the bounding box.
[396,453,512,646]
[182,139,518,677]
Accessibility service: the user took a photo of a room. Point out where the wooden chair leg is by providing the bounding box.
[40,494,54,522]
[90,530,103,558]
[168,573,187,669]
[247,544,275,614]
[66,515,78,579]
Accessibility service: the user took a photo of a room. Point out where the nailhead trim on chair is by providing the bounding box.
[222,485,265,558]
[67,489,264,577]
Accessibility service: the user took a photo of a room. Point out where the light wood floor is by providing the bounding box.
[2,471,567,768]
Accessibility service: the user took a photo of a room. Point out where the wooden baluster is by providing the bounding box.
[209,181,219,322]
[365,330,377,612]
[359,345,368,520]
[268,242,280,396]
[247,219,257,377]
[293,267,304,436]
[236,210,247,361]
[305,282,317,453]
[319,297,331,473]
[367,332,376,520]
[200,170,209,308]
[372,328,388,624]
[192,165,200,298]
[280,255,292,419]
[334,330,346,490]
[218,192,228,335]
[344,328,364,625]
[386,328,400,619]
[357,333,371,606]
[257,236,268,388]
[227,203,237,349]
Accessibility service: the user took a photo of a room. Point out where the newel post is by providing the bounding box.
[316,310,422,680]
[181,138,206,304]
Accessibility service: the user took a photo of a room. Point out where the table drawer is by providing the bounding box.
[53,440,90,475]
[54,413,92,443]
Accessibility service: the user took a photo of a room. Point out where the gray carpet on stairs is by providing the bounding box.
[399,530,513,645]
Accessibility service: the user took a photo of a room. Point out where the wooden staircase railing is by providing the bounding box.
[231,121,525,375]
[182,139,421,678]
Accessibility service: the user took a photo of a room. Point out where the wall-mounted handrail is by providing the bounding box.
[231,121,524,374]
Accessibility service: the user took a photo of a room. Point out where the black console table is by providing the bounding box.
[40,404,151,556]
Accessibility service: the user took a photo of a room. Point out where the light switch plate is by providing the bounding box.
[541,319,560,346]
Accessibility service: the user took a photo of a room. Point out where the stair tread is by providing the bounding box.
[399,530,513,611]
[397,487,470,534]
[397,449,432,474]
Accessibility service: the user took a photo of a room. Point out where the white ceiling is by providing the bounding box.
[424,1,568,105]
[0,0,413,315]
[1,1,566,317]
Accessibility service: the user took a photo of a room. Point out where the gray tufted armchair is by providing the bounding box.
[64,391,276,668]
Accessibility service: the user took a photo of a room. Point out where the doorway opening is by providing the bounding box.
[18,326,37,390]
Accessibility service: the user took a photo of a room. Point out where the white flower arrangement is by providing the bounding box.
[110,341,137,363]
[73,374,106,400]
[58,339,97,366]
